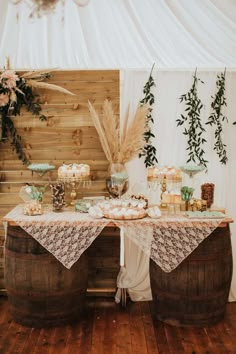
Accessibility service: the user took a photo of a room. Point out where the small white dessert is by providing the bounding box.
[88,206,104,219]
[147,206,162,219]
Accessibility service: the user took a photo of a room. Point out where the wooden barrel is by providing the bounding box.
[150,226,233,327]
[4,226,88,328]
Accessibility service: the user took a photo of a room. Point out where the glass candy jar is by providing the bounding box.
[50,183,66,212]
[23,200,43,216]
[201,183,215,208]
[106,163,129,198]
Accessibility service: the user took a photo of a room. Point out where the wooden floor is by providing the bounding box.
[0,296,236,354]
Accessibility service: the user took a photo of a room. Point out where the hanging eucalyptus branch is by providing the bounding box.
[139,64,158,167]
[206,70,228,164]
[176,69,208,168]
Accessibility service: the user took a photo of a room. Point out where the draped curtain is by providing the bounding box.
[120,69,236,301]
[0,0,236,69]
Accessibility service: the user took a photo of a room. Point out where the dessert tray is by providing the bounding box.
[88,197,147,220]
[103,206,146,220]
[185,211,226,219]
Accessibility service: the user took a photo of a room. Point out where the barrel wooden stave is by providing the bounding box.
[150,226,233,327]
[5,226,88,327]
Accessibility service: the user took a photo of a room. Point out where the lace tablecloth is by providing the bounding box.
[4,205,225,272]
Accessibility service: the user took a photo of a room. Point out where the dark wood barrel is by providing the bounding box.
[4,226,88,328]
[150,225,233,327]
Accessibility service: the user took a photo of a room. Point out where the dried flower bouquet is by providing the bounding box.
[88,99,149,165]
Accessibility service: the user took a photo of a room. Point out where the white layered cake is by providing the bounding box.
[58,163,90,179]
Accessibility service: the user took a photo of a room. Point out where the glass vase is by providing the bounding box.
[106,163,129,199]
[50,183,66,212]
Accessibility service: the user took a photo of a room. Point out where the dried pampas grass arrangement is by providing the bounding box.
[88,99,149,165]
[26,79,74,96]
[119,105,148,163]
[88,101,113,163]
[101,100,120,162]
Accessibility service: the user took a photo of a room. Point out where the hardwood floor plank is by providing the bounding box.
[62,321,85,354]
[150,301,170,354]
[214,319,236,353]
[47,326,69,354]
[178,327,198,354]
[115,304,132,354]
[164,324,185,354]
[20,328,42,354]
[0,320,31,354]
[0,297,236,354]
[204,325,229,353]
[63,299,95,354]
[91,298,108,354]
[140,302,160,354]
[8,324,31,354]
[102,298,117,354]
[223,315,236,349]
[129,301,148,354]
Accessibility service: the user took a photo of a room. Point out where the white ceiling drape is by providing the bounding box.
[0,0,236,69]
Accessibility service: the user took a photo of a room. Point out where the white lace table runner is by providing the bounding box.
[4,205,223,271]
[4,205,110,269]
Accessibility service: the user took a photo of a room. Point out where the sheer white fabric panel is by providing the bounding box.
[120,69,236,301]
[116,231,153,302]
[0,0,236,69]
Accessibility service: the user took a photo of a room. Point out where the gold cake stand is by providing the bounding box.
[58,176,91,205]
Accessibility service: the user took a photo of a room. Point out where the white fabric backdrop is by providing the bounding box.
[120,69,236,301]
[0,0,236,69]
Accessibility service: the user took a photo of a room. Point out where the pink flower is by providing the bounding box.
[0,70,19,89]
[0,93,9,107]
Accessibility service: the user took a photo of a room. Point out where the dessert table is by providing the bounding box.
[3,205,233,327]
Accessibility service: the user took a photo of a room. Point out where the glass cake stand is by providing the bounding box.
[180,164,205,178]
[27,163,55,177]
[180,164,205,191]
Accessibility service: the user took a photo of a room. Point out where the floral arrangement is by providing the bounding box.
[88,99,149,165]
[0,58,73,164]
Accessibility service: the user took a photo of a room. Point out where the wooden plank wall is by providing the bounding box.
[0,70,120,293]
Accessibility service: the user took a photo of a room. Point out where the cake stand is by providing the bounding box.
[180,164,205,178]
[180,164,205,189]
[27,163,55,177]
[58,176,91,205]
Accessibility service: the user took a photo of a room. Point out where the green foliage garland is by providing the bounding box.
[206,70,228,165]
[139,64,158,167]
[176,69,208,168]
